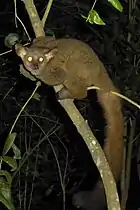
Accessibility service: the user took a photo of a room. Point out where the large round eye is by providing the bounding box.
[38,57,44,62]
[27,56,33,62]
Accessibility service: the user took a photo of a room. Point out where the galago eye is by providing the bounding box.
[27,56,33,62]
[38,57,44,62]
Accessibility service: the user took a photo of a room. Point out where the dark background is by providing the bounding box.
[0,0,140,210]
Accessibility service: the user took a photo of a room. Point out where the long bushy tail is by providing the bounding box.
[97,87,124,182]
[73,67,124,210]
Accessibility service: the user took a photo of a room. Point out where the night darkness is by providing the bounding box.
[0,0,140,210]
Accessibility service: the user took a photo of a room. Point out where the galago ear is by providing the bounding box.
[15,44,27,59]
[44,48,58,62]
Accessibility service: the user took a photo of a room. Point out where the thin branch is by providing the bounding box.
[121,118,135,210]
[42,0,54,27]
[14,0,31,40]
[9,81,41,134]
[88,86,140,110]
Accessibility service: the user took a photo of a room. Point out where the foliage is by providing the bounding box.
[81,0,123,25]
[0,133,21,210]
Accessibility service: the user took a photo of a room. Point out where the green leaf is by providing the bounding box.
[0,170,12,185]
[33,92,41,101]
[89,10,105,25]
[12,144,21,160]
[108,0,123,12]
[0,177,11,201]
[81,10,105,25]
[0,192,15,210]
[2,156,17,172]
[0,178,15,210]
[2,133,17,156]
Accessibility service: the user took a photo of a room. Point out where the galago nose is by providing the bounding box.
[33,64,38,70]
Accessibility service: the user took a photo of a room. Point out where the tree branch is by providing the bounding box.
[20,1,121,209]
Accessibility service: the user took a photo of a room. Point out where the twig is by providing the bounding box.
[91,0,98,10]
[9,81,41,134]
[14,0,31,40]
[42,0,54,27]
[88,86,140,110]
[121,118,135,210]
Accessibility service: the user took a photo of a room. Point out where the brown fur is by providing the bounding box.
[15,37,124,210]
